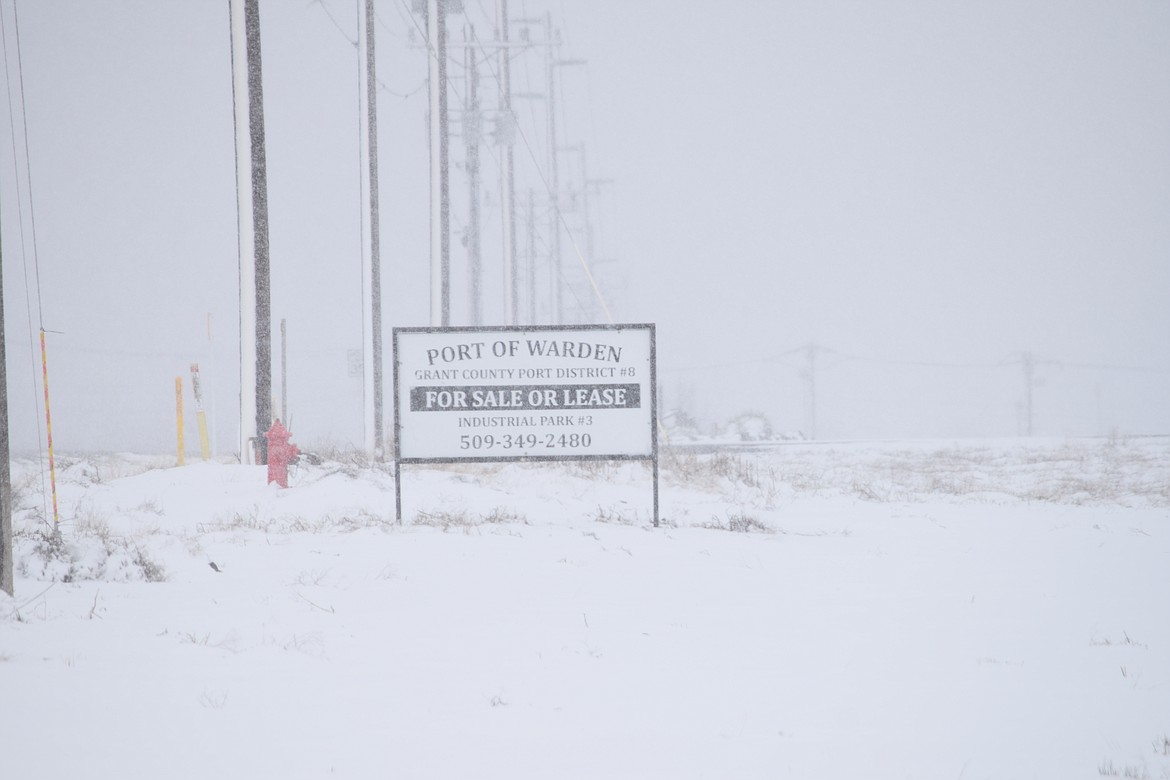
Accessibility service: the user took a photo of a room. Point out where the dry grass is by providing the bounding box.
[663,438,1169,508]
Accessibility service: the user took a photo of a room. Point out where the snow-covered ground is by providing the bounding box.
[2,436,1168,779]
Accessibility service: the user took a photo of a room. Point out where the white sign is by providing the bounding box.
[393,324,656,462]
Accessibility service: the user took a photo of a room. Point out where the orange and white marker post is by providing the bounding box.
[190,363,211,461]
[175,376,185,466]
[39,329,59,528]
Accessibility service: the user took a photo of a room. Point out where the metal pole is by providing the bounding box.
[545,12,561,324]
[395,459,402,522]
[358,0,383,456]
[230,0,271,463]
[805,344,817,441]
[651,324,659,527]
[176,377,185,467]
[0,209,12,596]
[229,0,256,463]
[428,0,451,327]
[246,0,272,463]
[527,188,536,324]
[497,0,517,325]
[207,313,219,459]
[465,31,482,325]
[1023,351,1035,436]
[280,318,287,423]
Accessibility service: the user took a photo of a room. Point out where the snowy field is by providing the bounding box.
[2,436,1168,779]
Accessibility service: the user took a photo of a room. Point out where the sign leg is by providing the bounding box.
[395,460,402,523]
[652,454,660,528]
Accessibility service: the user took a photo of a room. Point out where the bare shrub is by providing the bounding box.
[660,447,709,486]
[851,480,887,502]
[413,507,526,530]
[562,459,619,480]
[591,505,634,525]
[701,512,774,534]
[134,547,167,582]
[482,506,528,525]
[16,523,166,583]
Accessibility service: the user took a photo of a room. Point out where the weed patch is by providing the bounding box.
[413,506,527,530]
[15,523,166,583]
[701,512,774,534]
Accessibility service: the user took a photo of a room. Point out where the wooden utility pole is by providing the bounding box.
[358,0,383,456]
[544,13,560,323]
[230,0,273,463]
[497,0,518,325]
[0,203,11,596]
[542,15,585,325]
[428,0,451,327]
[526,188,536,325]
[464,30,482,325]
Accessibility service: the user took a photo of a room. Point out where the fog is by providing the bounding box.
[1,0,1167,455]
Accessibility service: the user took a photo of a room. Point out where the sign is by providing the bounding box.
[394,324,656,462]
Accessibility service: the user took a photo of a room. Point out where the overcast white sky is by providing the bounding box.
[1,0,1167,454]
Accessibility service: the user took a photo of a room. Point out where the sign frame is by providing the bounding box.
[392,323,658,525]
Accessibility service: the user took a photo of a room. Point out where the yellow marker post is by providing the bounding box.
[175,376,185,466]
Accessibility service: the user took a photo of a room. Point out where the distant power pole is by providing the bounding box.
[1022,351,1035,436]
[542,15,585,324]
[496,0,518,325]
[802,344,818,440]
[526,188,537,325]
[280,318,287,423]
[544,13,561,324]
[464,29,482,325]
[427,0,452,327]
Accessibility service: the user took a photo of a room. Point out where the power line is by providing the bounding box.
[310,0,357,45]
[1,0,53,526]
[466,13,610,322]
[659,344,1166,375]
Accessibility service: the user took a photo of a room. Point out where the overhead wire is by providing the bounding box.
[311,0,357,45]
[461,3,612,322]
[315,0,427,99]
[317,1,610,325]
[5,0,39,330]
[1,0,53,525]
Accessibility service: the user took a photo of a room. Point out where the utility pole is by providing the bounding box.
[280,318,287,423]
[427,0,453,327]
[229,0,272,464]
[1022,351,1035,436]
[544,13,560,324]
[526,188,537,324]
[358,0,383,456]
[496,0,518,325]
[802,344,818,440]
[542,14,585,325]
[463,28,482,325]
[0,198,12,597]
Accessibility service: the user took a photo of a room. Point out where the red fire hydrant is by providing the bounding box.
[265,419,299,488]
